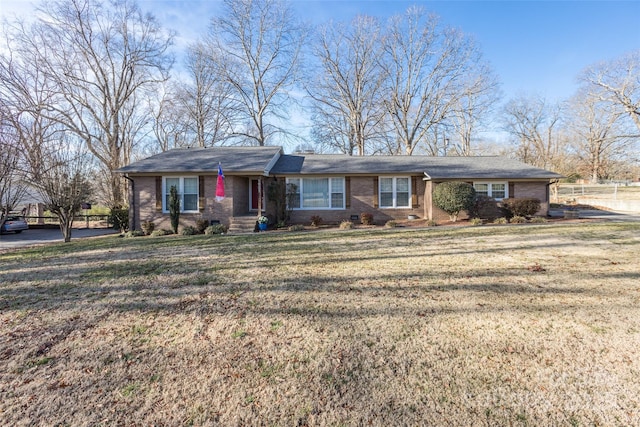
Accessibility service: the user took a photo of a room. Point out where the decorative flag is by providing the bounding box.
[216,162,225,202]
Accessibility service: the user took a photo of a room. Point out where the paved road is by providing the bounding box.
[0,227,119,251]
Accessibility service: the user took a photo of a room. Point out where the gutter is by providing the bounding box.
[122,175,135,230]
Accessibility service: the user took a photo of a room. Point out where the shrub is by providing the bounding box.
[469,217,483,226]
[141,220,155,236]
[510,215,527,224]
[425,219,438,227]
[288,224,305,232]
[169,185,180,234]
[340,220,354,230]
[310,215,323,227]
[181,225,197,235]
[493,217,508,224]
[502,198,541,217]
[195,218,210,234]
[151,229,172,237]
[384,220,398,228]
[360,212,373,225]
[530,216,548,223]
[109,207,129,232]
[205,224,227,235]
[433,182,476,222]
[123,230,145,238]
[469,195,503,221]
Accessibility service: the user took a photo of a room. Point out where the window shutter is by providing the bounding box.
[509,182,515,198]
[199,176,205,211]
[373,177,379,208]
[155,177,162,211]
[345,177,351,208]
[411,176,419,208]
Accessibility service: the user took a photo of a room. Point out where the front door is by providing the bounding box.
[250,179,262,211]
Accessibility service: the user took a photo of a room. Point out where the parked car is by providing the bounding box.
[1,215,29,234]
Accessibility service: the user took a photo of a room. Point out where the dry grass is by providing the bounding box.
[1,222,640,426]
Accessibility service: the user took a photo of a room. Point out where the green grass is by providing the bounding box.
[1,222,639,425]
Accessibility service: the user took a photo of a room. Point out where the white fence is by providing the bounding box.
[556,183,640,213]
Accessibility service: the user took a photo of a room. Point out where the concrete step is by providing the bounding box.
[228,216,258,233]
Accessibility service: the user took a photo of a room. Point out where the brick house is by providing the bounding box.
[117,146,562,232]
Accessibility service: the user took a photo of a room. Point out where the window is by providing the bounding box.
[163,177,199,212]
[379,177,411,208]
[286,177,345,209]
[473,182,508,200]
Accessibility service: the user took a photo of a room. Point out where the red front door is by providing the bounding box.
[251,179,261,210]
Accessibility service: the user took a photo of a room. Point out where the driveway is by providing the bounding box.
[549,208,640,222]
[0,227,119,251]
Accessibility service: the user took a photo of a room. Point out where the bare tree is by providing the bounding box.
[382,7,493,155]
[29,136,94,242]
[448,63,501,156]
[568,89,637,183]
[502,95,565,169]
[3,0,173,208]
[0,111,29,225]
[308,15,388,156]
[582,50,640,132]
[165,42,239,148]
[151,84,190,151]
[208,0,306,146]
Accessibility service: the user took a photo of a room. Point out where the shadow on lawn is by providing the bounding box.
[1,222,637,316]
[1,261,630,316]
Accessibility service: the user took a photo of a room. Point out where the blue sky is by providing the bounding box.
[2,0,639,143]
[130,0,640,103]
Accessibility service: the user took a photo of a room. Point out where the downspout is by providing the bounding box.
[423,172,432,220]
[123,175,135,230]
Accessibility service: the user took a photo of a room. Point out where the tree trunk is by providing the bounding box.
[58,210,74,243]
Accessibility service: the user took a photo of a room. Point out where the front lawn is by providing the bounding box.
[1,222,639,425]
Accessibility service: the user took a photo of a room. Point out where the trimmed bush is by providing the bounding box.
[469,217,483,226]
[360,213,373,225]
[510,215,527,224]
[169,185,180,234]
[425,219,438,227]
[141,220,155,236]
[288,224,305,232]
[195,218,210,234]
[340,220,354,230]
[310,215,323,227]
[469,195,503,221]
[384,220,398,228]
[109,207,129,232]
[205,224,227,235]
[181,225,197,235]
[502,198,541,217]
[123,230,145,238]
[493,217,508,224]
[151,229,172,237]
[433,182,476,222]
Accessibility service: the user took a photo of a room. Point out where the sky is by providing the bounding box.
[1,0,639,146]
[137,0,640,102]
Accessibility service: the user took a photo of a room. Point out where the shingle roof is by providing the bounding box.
[117,147,562,180]
[117,146,282,174]
[271,154,563,180]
